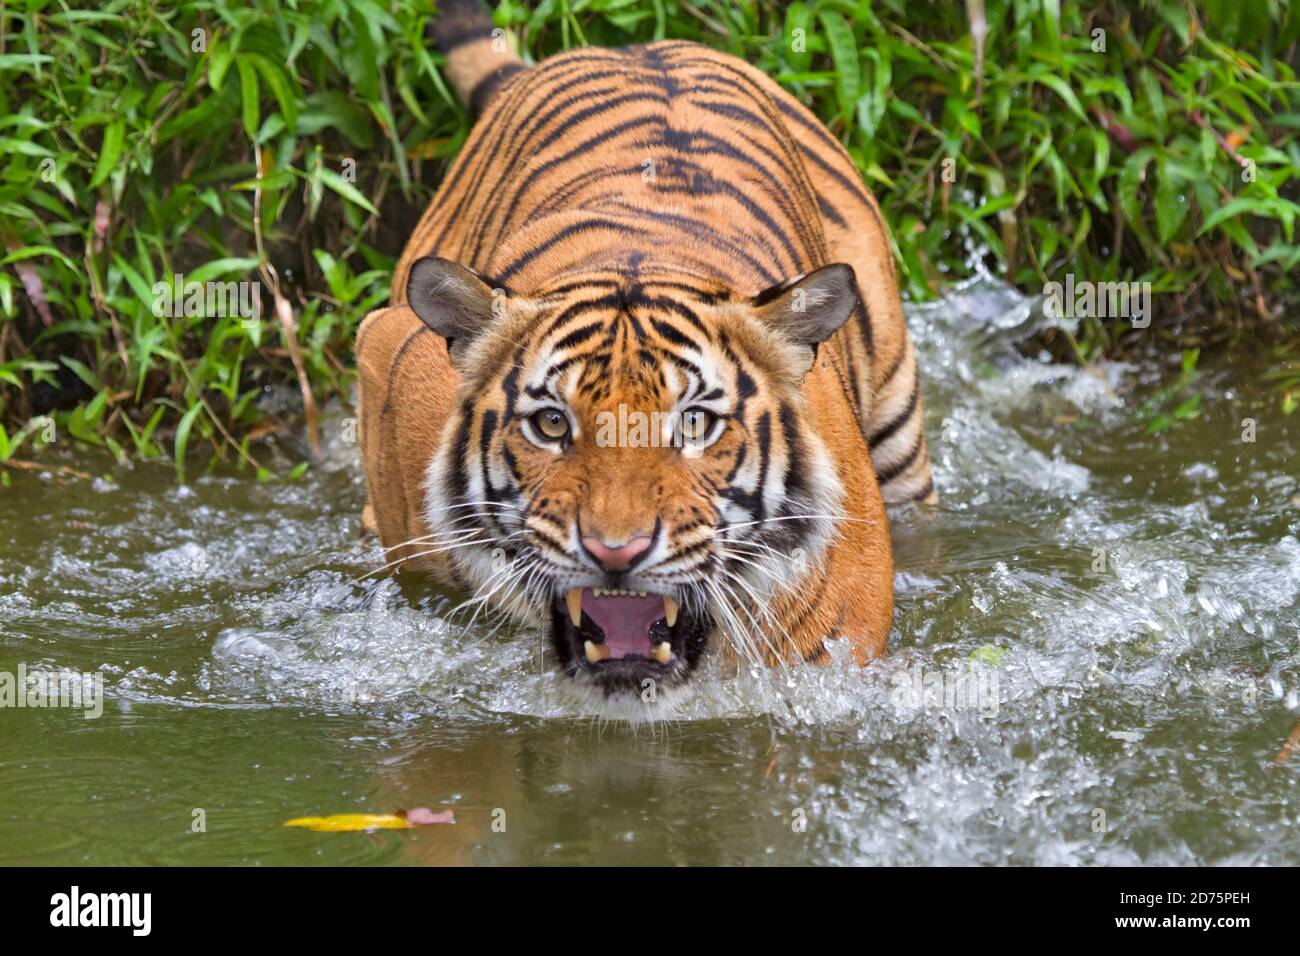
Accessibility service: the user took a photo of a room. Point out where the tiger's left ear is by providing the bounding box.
[751,263,859,349]
[406,255,503,364]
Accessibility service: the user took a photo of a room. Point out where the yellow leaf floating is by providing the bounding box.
[283,808,454,832]
[284,814,412,832]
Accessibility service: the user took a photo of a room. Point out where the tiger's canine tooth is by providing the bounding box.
[649,642,673,664]
[584,640,611,663]
[663,596,678,628]
[566,588,583,627]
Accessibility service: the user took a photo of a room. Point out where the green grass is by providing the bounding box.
[2,0,1299,480]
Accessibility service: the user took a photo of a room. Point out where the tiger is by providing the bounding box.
[355,0,936,710]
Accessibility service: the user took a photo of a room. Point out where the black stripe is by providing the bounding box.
[530,524,571,556]
[853,296,874,357]
[880,344,908,386]
[499,441,522,486]
[637,294,709,337]
[817,194,846,228]
[500,347,523,416]
[379,327,432,417]
[449,399,474,502]
[662,350,705,383]
[778,401,805,499]
[875,432,923,485]
[650,318,703,352]
[867,379,918,447]
[433,11,492,53]
[552,320,606,352]
[537,277,621,299]
[646,281,729,304]
[479,408,500,501]
[468,62,525,114]
[722,339,758,417]
[495,218,641,283]
[541,294,623,336]
[435,24,491,51]
[660,538,713,565]
[726,439,747,483]
[723,411,771,521]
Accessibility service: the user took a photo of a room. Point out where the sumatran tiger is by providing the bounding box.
[356,0,936,711]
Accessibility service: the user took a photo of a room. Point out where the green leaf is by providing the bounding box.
[59,355,99,390]
[1031,72,1086,121]
[317,167,379,215]
[247,53,298,132]
[1155,163,1190,242]
[1138,68,1166,132]
[1118,148,1156,225]
[1196,196,1268,236]
[236,58,259,141]
[89,119,125,188]
[819,12,859,124]
[298,92,374,149]
[785,3,813,71]
[187,257,261,284]
[173,402,204,484]
[345,6,380,101]
[0,54,54,71]
[208,38,235,92]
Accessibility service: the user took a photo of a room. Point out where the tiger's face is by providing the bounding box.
[407,256,858,705]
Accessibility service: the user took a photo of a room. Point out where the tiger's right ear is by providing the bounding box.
[406,256,502,362]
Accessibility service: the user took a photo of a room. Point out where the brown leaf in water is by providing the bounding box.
[2,459,94,481]
[1270,722,1300,767]
[245,417,287,442]
[764,743,782,780]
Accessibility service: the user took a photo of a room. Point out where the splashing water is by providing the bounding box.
[1,273,1297,865]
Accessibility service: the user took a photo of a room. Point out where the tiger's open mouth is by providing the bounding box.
[549,588,711,694]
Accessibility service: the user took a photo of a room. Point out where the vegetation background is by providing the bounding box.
[2,0,1298,481]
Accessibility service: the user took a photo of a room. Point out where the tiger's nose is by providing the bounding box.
[581,534,652,572]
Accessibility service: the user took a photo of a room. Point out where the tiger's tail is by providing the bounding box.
[433,0,525,114]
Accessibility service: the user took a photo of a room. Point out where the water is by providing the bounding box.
[2,275,1297,865]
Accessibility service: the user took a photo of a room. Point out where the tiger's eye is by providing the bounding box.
[532,409,570,441]
[680,408,714,441]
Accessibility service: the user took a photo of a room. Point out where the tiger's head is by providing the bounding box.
[407,255,857,706]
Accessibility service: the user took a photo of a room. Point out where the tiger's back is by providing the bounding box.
[357,8,935,695]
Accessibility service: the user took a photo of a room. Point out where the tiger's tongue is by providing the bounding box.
[583,590,665,659]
